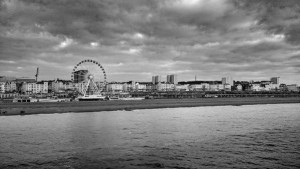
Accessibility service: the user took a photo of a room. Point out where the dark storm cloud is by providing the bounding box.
[238,0,300,44]
[0,0,115,42]
[0,0,299,84]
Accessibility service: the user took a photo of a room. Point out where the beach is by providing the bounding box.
[0,97,299,116]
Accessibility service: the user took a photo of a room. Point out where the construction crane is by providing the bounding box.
[35,67,39,82]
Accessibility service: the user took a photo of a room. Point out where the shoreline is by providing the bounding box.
[0,97,299,116]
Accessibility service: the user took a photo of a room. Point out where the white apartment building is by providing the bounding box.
[154,83,175,91]
[251,83,280,91]
[146,83,154,91]
[263,84,279,91]
[251,84,263,91]
[122,82,134,92]
[209,84,224,91]
[161,83,175,91]
[189,83,209,91]
[287,84,298,91]
[52,81,64,92]
[270,77,280,84]
[0,82,5,93]
[152,75,161,84]
[107,83,124,92]
[21,82,48,94]
[134,83,147,91]
[49,80,74,93]
[237,84,243,91]
[189,84,201,91]
[5,81,17,92]
[270,84,280,90]
[222,77,233,86]
[167,74,178,84]
[122,82,152,92]
[175,84,189,91]
[224,84,232,91]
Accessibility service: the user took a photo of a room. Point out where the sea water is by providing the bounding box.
[0,104,299,168]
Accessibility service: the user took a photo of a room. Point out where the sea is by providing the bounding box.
[0,104,299,169]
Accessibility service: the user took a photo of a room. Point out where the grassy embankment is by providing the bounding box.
[0,97,299,116]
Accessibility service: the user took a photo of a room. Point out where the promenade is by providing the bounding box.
[1,97,299,116]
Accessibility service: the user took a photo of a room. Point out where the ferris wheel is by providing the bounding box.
[71,59,107,96]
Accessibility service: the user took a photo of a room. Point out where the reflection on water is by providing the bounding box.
[0,104,299,168]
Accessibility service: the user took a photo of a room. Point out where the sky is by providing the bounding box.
[0,0,300,84]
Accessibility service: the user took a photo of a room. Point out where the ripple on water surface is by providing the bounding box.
[0,104,300,169]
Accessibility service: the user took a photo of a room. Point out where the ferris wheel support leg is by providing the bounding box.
[83,80,91,96]
[91,80,100,93]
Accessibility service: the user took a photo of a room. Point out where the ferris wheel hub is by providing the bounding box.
[88,74,94,80]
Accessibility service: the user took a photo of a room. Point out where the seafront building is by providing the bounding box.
[189,83,210,91]
[107,82,124,92]
[270,77,280,84]
[0,74,299,95]
[5,81,17,93]
[209,84,225,91]
[236,84,243,91]
[222,77,233,86]
[122,81,135,92]
[174,84,189,91]
[73,70,88,83]
[21,81,48,94]
[134,82,148,91]
[0,82,5,93]
[167,74,178,84]
[107,82,152,92]
[48,79,74,93]
[251,83,263,91]
[249,80,281,91]
[155,82,175,91]
[0,77,36,93]
[287,84,298,92]
[152,75,161,84]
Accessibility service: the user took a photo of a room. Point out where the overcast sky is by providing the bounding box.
[0,0,300,84]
